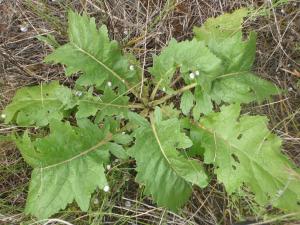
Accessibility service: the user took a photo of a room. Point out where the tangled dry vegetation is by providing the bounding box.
[0,0,299,224]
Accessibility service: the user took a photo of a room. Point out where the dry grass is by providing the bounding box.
[0,0,300,224]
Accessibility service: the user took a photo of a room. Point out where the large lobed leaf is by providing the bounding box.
[15,120,112,218]
[196,104,300,211]
[129,108,208,211]
[3,81,74,126]
[151,8,279,117]
[194,9,279,105]
[45,11,140,90]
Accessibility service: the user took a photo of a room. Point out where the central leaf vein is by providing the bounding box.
[41,133,112,170]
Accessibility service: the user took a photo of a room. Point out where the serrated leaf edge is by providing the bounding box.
[196,122,290,192]
[150,114,202,184]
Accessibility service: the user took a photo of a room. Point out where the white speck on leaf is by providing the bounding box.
[276,189,284,197]
[122,132,126,135]
[129,65,134,71]
[75,91,82,97]
[1,114,6,119]
[106,164,111,170]
[162,87,166,92]
[107,81,112,87]
[189,72,195,79]
[195,70,200,76]
[103,185,110,192]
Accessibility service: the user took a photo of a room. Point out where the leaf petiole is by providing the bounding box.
[150,83,197,107]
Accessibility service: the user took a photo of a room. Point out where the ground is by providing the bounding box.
[0,0,300,224]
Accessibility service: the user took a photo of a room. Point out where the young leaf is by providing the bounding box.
[180,91,194,115]
[105,142,129,160]
[149,39,223,93]
[113,133,132,145]
[15,120,112,219]
[196,104,300,212]
[192,86,213,119]
[76,87,130,120]
[194,9,280,104]
[45,11,140,90]
[3,81,74,126]
[160,103,181,120]
[129,108,208,211]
